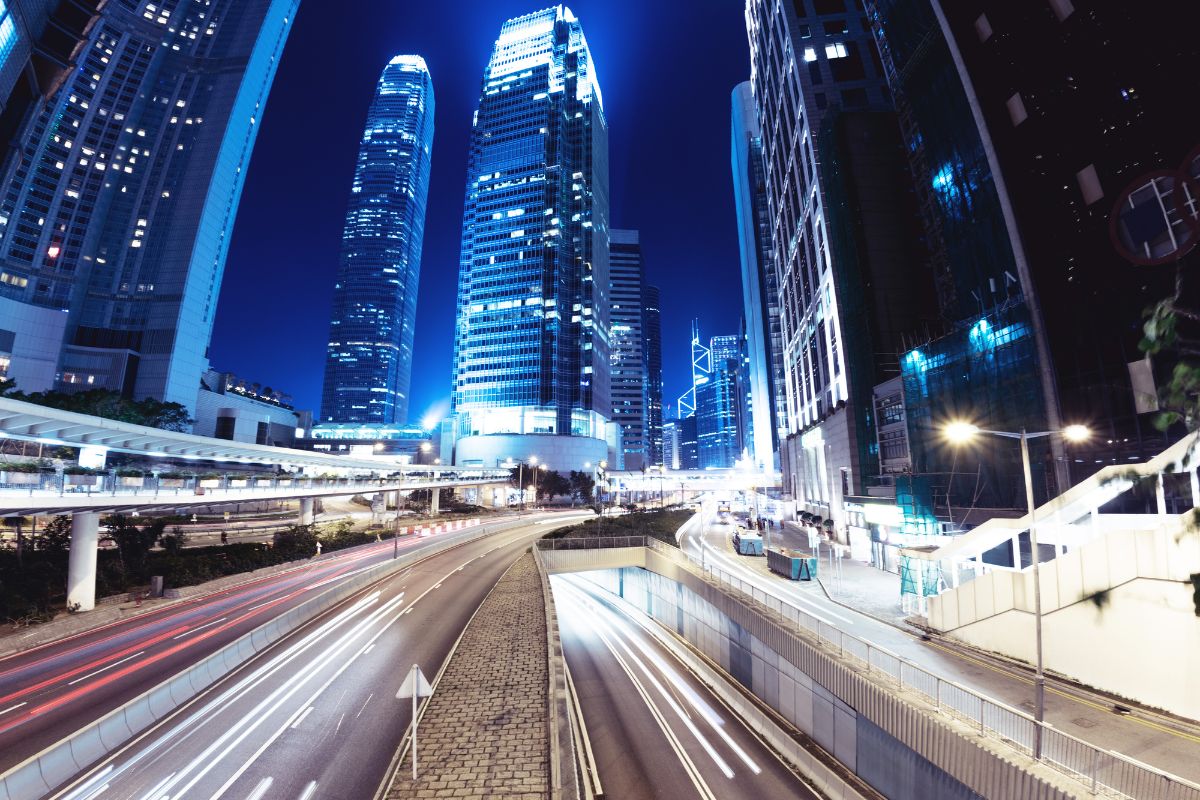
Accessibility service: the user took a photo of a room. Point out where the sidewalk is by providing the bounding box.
[776,521,910,628]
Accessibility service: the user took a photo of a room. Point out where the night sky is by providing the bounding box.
[210,0,750,426]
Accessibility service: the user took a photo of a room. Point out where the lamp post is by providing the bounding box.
[944,421,1089,760]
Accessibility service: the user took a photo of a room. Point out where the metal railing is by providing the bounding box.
[538,534,1200,800]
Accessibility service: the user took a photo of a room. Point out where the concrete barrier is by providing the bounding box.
[0,517,529,800]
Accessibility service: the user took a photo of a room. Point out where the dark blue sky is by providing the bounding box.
[210,0,750,426]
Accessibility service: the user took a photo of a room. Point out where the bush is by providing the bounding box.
[116,468,145,477]
[273,525,318,559]
[64,466,101,475]
[542,508,692,547]
[1,461,46,473]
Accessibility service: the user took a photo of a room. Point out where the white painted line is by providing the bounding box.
[0,701,27,716]
[60,765,113,800]
[290,706,314,729]
[355,693,373,719]
[67,651,146,686]
[138,770,176,800]
[172,617,228,640]
[364,643,376,655]
[247,599,277,612]
[246,777,273,800]
[297,781,318,800]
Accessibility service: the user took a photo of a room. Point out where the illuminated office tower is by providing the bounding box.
[447,6,613,471]
[609,229,646,470]
[0,0,298,410]
[642,284,664,466]
[320,55,434,426]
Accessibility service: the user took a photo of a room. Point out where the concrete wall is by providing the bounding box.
[0,295,67,392]
[193,385,301,446]
[567,558,1076,800]
[928,522,1200,719]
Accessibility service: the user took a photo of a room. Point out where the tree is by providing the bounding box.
[105,515,167,576]
[1139,267,1200,432]
[35,516,72,557]
[568,470,595,505]
[273,525,318,559]
[0,377,18,397]
[0,387,193,431]
[537,469,571,501]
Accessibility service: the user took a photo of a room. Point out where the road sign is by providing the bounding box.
[397,664,433,781]
[396,664,433,699]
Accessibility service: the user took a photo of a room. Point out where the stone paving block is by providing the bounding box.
[386,554,550,799]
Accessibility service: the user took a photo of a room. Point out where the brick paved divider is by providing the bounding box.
[381,552,578,800]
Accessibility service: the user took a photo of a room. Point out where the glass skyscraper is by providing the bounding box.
[0,0,298,411]
[642,283,664,466]
[448,6,612,470]
[731,81,786,470]
[320,55,434,426]
[609,229,646,470]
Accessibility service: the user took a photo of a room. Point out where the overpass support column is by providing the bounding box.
[430,488,440,515]
[67,512,100,612]
[299,497,314,525]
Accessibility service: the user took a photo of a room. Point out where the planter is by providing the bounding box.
[65,474,98,486]
[119,477,145,487]
[200,479,220,488]
[229,479,248,488]
[276,480,293,487]
[160,478,186,488]
[2,472,42,485]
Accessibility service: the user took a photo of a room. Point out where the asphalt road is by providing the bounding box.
[553,574,818,800]
[680,509,1200,784]
[0,513,569,775]
[43,516,586,800]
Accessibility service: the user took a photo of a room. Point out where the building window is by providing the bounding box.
[1076,163,1103,205]
[1006,92,1028,126]
[0,2,18,71]
[215,417,236,440]
[974,13,993,42]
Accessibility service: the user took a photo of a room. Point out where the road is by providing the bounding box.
[680,509,1200,783]
[553,573,819,800]
[42,515,589,800]
[0,513,570,775]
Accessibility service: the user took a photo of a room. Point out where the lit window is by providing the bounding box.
[824,43,847,59]
[803,47,817,62]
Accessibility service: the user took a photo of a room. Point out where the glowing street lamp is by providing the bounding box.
[943,420,1090,758]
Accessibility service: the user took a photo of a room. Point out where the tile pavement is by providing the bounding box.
[386,553,550,799]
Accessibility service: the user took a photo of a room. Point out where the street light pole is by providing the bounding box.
[945,421,1088,761]
[1019,428,1046,760]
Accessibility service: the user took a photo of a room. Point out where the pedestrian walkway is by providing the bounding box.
[776,521,910,628]
[384,553,550,800]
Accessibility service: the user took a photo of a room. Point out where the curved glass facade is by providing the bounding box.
[321,55,434,425]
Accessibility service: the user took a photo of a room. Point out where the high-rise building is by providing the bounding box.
[642,284,664,466]
[731,81,786,471]
[0,0,299,410]
[609,229,648,470]
[320,55,434,427]
[0,2,103,163]
[924,1,1193,476]
[746,0,916,533]
[446,6,613,471]
[697,334,744,469]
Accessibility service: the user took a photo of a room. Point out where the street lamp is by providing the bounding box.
[943,420,1090,759]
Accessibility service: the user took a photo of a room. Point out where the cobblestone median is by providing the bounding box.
[386,552,549,799]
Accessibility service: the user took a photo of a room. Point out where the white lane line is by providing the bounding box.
[246,599,277,612]
[66,651,146,686]
[0,701,27,716]
[289,707,314,730]
[297,781,317,800]
[60,765,113,800]
[245,777,272,800]
[138,770,176,800]
[364,643,376,655]
[355,693,373,719]
[172,617,229,640]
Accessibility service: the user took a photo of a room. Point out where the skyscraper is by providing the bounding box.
[609,229,647,470]
[642,283,664,466]
[0,0,299,411]
[698,334,745,469]
[731,81,786,470]
[320,55,434,426]
[745,0,946,546]
[447,6,613,471]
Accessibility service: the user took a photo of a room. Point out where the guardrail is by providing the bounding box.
[537,535,1200,800]
[0,473,501,499]
[0,516,529,800]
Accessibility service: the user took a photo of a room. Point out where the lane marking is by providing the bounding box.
[297,781,317,800]
[0,701,27,716]
[172,618,229,640]
[289,707,314,730]
[356,693,373,719]
[67,651,146,686]
[138,770,176,800]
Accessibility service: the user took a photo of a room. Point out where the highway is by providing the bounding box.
[553,574,819,800]
[0,514,566,775]
[679,508,1200,783]
[41,515,587,800]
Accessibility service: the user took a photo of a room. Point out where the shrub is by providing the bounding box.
[116,468,145,477]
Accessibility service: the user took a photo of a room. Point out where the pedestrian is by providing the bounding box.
[220,531,228,545]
